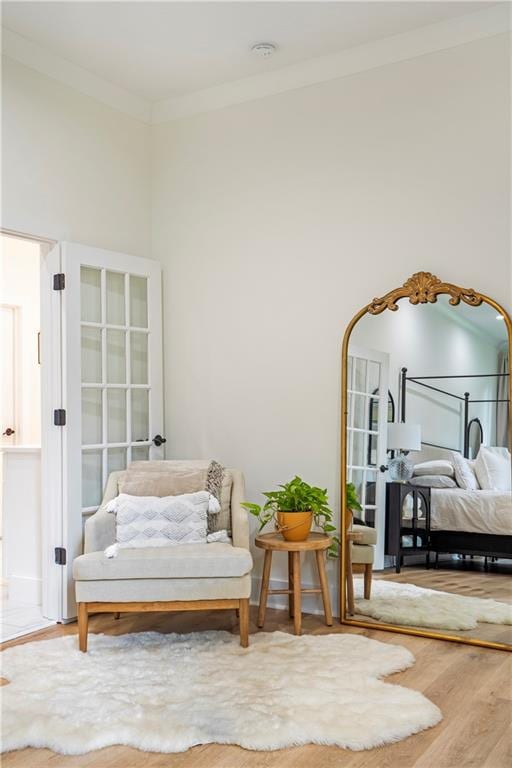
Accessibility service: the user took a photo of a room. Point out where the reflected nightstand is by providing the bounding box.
[385,483,431,573]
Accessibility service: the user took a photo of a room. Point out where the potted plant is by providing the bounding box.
[241,476,337,546]
[242,479,363,556]
[346,482,363,522]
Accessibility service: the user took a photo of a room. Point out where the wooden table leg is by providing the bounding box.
[345,541,355,616]
[288,551,294,618]
[257,550,273,628]
[239,598,249,648]
[292,551,302,635]
[315,550,333,626]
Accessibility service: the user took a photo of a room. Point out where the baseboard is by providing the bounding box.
[250,575,340,620]
[6,575,42,604]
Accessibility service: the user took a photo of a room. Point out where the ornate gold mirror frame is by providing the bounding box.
[339,272,512,651]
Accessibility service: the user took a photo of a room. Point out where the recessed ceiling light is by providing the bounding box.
[251,43,277,58]
[496,314,505,320]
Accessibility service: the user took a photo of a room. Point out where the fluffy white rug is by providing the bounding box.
[355,579,512,631]
[1,630,441,755]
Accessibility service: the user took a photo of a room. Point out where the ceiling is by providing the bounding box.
[436,295,508,345]
[1,1,492,103]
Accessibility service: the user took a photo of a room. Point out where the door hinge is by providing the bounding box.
[53,408,66,426]
[53,273,65,290]
[54,547,67,565]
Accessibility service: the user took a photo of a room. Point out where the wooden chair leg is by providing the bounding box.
[239,598,249,648]
[346,544,355,616]
[288,551,294,618]
[292,551,302,635]
[114,612,120,620]
[315,549,333,626]
[257,550,273,628]
[78,602,89,652]
[364,563,372,600]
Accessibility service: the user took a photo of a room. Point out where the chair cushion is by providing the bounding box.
[73,543,252,581]
[352,524,377,546]
[119,470,208,498]
[351,544,374,564]
[126,461,233,534]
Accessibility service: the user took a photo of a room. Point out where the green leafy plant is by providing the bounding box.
[346,482,362,513]
[242,478,362,557]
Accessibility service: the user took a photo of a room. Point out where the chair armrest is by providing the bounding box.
[230,470,250,550]
[84,510,115,554]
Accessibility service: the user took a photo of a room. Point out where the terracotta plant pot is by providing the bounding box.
[276,511,313,542]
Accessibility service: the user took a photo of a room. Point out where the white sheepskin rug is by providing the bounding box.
[1,630,441,755]
[355,579,512,631]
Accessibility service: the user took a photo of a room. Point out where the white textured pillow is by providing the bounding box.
[105,491,215,554]
[410,475,457,489]
[413,460,454,478]
[450,452,480,491]
[474,447,511,491]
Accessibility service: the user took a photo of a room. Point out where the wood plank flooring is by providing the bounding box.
[351,565,512,644]
[1,605,511,768]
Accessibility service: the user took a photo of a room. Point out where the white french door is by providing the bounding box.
[0,305,17,445]
[346,345,389,569]
[42,243,163,621]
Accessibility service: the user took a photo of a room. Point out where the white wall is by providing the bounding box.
[0,235,41,445]
[350,300,504,455]
[1,57,151,256]
[152,34,511,607]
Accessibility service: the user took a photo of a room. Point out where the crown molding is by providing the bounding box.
[2,4,510,126]
[152,4,511,124]
[1,27,152,123]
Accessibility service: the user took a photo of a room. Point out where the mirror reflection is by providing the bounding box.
[345,293,511,647]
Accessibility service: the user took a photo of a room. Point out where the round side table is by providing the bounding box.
[255,532,333,635]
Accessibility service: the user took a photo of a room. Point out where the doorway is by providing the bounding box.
[0,231,54,641]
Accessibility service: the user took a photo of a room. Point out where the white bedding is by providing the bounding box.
[431,489,512,536]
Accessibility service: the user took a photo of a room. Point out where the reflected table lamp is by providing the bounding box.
[387,423,422,482]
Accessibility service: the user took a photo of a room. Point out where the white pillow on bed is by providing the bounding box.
[450,452,480,491]
[410,475,457,489]
[474,447,511,492]
[413,460,454,478]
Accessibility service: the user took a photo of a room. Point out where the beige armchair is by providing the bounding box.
[73,463,253,651]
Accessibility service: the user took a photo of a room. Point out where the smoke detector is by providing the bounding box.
[251,43,277,58]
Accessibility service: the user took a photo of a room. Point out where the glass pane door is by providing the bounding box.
[346,355,380,527]
[60,242,163,620]
[346,344,389,569]
[80,268,152,514]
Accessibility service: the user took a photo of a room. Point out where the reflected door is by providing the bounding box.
[53,243,163,620]
[346,345,389,569]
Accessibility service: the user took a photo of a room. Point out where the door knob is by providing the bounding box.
[2,428,15,437]
[152,434,167,447]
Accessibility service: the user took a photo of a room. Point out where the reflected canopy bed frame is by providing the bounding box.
[399,368,511,564]
[400,368,510,458]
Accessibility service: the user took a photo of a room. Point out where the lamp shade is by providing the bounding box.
[387,422,421,451]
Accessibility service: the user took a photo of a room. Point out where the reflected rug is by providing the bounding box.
[1,630,441,755]
[355,579,512,630]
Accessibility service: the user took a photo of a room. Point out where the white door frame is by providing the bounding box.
[41,243,64,620]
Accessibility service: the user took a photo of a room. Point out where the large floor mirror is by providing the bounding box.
[340,272,511,651]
